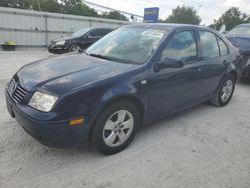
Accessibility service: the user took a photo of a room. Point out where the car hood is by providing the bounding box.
[225,34,250,55]
[17,54,136,92]
[51,36,79,43]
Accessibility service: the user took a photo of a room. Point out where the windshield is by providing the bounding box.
[228,26,250,36]
[72,28,90,37]
[86,27,167,65]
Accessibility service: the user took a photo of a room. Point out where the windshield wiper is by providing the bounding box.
[79,49,89,55]
[89,53,111,61]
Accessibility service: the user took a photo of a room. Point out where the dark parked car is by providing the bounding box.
[6,24,241,154]
[48,27,113,54]
[225,23,250,79]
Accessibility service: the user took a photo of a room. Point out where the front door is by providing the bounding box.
[82,29,102,49]
[148,30,204,119]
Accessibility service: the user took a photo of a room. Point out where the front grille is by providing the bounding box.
[8,79,28,103]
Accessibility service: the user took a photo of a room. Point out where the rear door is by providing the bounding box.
[197,30,230,97]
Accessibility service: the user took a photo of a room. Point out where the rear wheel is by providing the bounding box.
[91,100,140,155]
[210,74,235,107]
[69,44,82,53]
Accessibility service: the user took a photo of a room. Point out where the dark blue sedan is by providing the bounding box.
[5,24,242,154]
[225,23,250,79]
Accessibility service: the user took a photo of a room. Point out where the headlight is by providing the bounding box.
[28,91,58,112]
[55,40,65,45]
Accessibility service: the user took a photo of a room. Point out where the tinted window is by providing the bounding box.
[199,31,219,59]
[89,29,102,37]
[217,37,229,56]
[72,28,90,37]
[102,29,113,36]
[89,29,112,37]
[161,31,197,62]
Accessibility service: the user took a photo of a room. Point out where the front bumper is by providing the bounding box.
[5,89,90,148]
[48,44,69,54]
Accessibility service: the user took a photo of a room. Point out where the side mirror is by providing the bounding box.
[155,57,184,71]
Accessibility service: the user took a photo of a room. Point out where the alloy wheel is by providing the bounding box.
[71,45,81,52]
[221,80,233,102]
[103,110,134,147]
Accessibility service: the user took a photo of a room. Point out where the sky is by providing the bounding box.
[85,0,250,25]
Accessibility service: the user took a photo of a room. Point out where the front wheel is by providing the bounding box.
[69,44,82,53]
[210,74,235,107]
[91,100,140,155]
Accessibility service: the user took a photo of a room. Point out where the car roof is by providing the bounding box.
[236,23,250,27]
[89,27,114,30]
[122,23,208,31]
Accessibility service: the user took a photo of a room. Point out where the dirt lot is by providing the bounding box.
[0,50,250,188]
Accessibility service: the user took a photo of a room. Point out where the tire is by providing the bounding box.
[210,74,235,107]
[91,100,140,155]
[69,44,82,53]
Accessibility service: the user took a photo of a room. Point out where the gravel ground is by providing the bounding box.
[0,50,250,188]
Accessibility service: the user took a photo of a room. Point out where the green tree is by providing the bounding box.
[102,11,128,21]
[34,0,62,13]
[164,5,201,25]
[0,0,128,21]
[0,0,98,16]
[0,0,62,11]
[209,7,250,31]
[0,0,33,9]
[61,0,98,17]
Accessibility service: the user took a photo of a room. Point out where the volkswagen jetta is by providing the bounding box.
[6,24,242,154]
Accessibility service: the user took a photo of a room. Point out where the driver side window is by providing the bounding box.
[88,29,101,37]
[160,31,197,62]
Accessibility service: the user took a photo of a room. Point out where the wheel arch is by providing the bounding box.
[228,70,238,82]
[214,70,237,95]
[88,95,145,141]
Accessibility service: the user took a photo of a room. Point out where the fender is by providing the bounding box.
[85,69,149,140]
[90,80,147,123]
[214,62,238,94]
